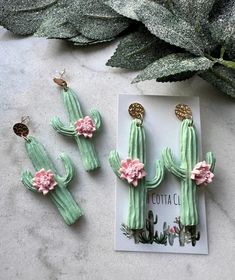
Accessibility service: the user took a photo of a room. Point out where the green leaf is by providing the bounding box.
[156,71,196,82]
[69,34,115,46]
[209,0,235,49]
[171,0,216,24]
[0,0,59,35]
[132,53,214,83]
[102,0,170,20]
[170,0,217,52]
[102,0,146,20]
[106,28,177,70]
[35,7,78,39]
[134,2,205,56]
[69,0,130,40]
[199,65,235,97]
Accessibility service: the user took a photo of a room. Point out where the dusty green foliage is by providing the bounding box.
[69,34,115,46]
[200,65,235,97]
[69,0,130,40]
[0,0,234,97]
[106,27,177,70]
[156,72,196,83]
[135,2,205,56]
[35,7,78,39]
[0,0,59,35]
[209,0,235,59]
[171,0,217,23]
[132,53,214,83]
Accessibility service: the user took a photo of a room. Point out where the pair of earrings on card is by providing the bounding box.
[109,102,215,245]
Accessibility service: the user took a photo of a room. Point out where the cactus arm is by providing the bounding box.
[109,150,122,178]
[162,148,186,179]
[21,170,37,192]
[146,160,165,189]
[56,153,74,186]
[51,116,75,137]
[90,109,102,131]
[206,152,216,173]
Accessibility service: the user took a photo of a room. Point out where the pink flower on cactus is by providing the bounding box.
[33,169,57,195]
[191,161,214,186]
[119,158,147,187]
[169,226,177,234]
[75,116,96,138]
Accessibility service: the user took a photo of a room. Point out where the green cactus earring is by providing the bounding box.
[13,118,83,225]
[162,104,215,246]
[109,103,164,240]
[51,71,102,172]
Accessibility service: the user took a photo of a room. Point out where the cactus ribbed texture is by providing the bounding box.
[162,119,215,226]
[109,119,164,230]
[21,136,83,225]
[51,87,101,171]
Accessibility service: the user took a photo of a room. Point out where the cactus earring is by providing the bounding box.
[162,104,215,245]
[13,118,83,225]
[51,71,102,172]
[109,103,164,240]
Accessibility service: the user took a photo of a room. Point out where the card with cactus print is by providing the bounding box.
[114,95,209,254]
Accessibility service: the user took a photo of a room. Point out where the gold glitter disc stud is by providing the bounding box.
[128,103,145,120]
[13,123,29,138]
[175,104,192,121]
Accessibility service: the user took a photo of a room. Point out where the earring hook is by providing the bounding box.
[53,69,68,90]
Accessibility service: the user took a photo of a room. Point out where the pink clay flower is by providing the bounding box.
[119,158,147,187]
[191,161,214,186]
[169,226,177,234]
[33,169,57,195]
[75,116,96,138]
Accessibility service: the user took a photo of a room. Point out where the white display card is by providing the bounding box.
[115,95,208,254]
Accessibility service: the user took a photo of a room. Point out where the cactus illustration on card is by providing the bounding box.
[162,104,215,246]
[19,135,83,225]
[51,77,101,171]
[109,103,164,240]
[139,211,168,245]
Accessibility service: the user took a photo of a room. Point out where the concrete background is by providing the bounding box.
[0,27,234,280]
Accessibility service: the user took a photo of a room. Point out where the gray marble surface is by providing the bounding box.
[0,27,234,280]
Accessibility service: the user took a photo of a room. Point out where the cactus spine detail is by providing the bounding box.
[162,118,215,226]
[21,136,83,225]
[51,81,101,171]
[109,118,164,230]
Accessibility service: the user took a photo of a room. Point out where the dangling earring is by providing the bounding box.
[51,70,102,172]
[162,104,215,246]
[13,117,83,225]
[109,103,164,242]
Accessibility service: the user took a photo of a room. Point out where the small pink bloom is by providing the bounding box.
[169,226,177,234]
[33,169,57,195]
[191,161,214,186]
[119,158,147,187]
[75,116,96,138]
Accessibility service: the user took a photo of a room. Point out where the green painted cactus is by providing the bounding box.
[109,118,164,230]
[139,211,168,245]
[21,136,83,225]
[51,82,101,171]
[162,118,216,227]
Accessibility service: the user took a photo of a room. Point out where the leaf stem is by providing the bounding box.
[205,54,235,70]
